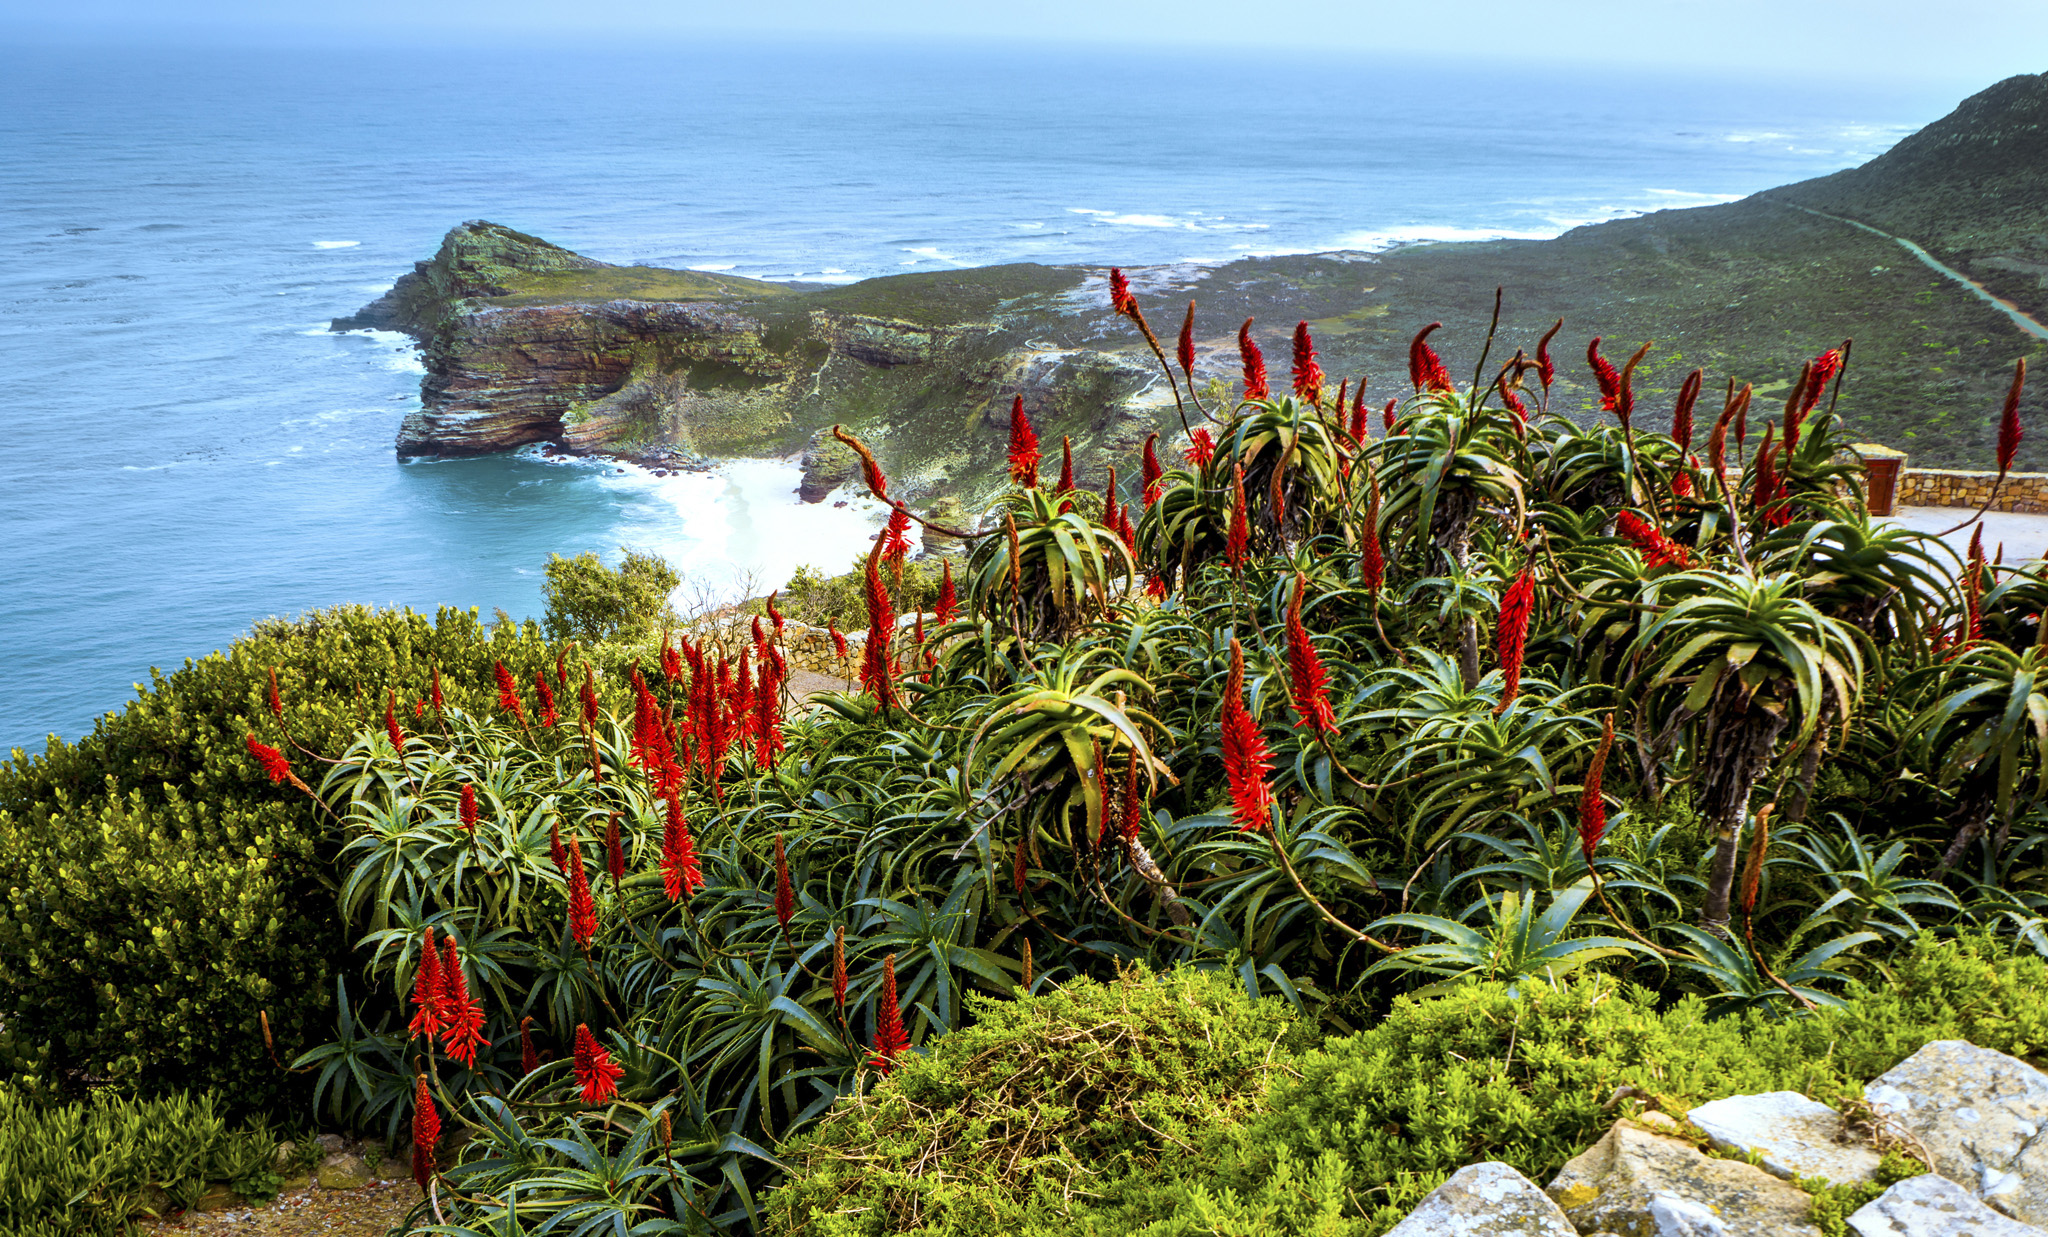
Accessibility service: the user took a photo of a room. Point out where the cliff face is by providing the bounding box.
[343,74,2048,492]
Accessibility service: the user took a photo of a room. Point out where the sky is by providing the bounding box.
[1,0,2043,84]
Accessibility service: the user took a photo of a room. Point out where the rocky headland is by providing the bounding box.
[337,72,2048,508]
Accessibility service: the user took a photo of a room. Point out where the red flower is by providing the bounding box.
[832,925,848,1008]
[1142,433,1165,506]
[828,621,849,661]
[1586,338,1621,412]
[1285,573,1337,736]
[1348,382,1371,444]
[1495,568,1535,714]
[1118,508,1137,552]
[1672,368,1703,451]
[1291,321,1324,406]
[1220,638,1274,832]
[605,814,625,886]
[1383,398,1398,432]
[1102,465,1119,533]
[438,934,486,1069]
[549,817,568,875]
[870,953,910,1075]
[1500,385,1528,430]
[556,649,569,688]
[1998,358,2028,478]
[1578,715,1614,864]
[1673,469,1694,498]
[1177,302,1196,377]
[411,1075,439,1193]
[459,783,478,832]
[494,662,526,725]
[1535,319,1562,391]
[268,667,284,718]
[1360,475,1385,593]
[408,926,443,1041]
[1801,347,1842,416]
[246,734,293,784]
[773,834,795,939]
[1108,267,1136,316]
[386,690,404,753]
[580,668,601,729]
[1226,464,1249,573]
[858,449,891,501]
[1008,396,1041,488]
[755,654,783,767]
[1055,436,1076,495]
[768,591,786,636]
[1407,322,1453,393]
[1784,360,1815,457]
[1120,755,1143,843]
[566,837,597,947]
[430,666,444,713]
[879,503,913,565]
[1238,318,1269,401]
[1615,510,1694,570]
[660,789,703,901]
[860,548,899,711]
[1183,427,1216,468]
[572,1024,624,1106]
[1752,428,1787,527]
[935,560,959,625]
[519,1017,540,1077]
[534,670,557,728]
[1965,525,1986,643]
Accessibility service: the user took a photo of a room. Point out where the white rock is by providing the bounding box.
[1688,1091,1883,1184]
[1383,1161,1578,1236]
[1547,1120,1823,1236]
[1865,1041,2048,1224]
[1848,1173,2048,1236]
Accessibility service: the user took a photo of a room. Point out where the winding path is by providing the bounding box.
[1767,198,2048,341]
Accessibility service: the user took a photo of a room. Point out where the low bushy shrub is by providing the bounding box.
[542,547,680,643]
[0,1085,283,1237]
[777,556,948,630]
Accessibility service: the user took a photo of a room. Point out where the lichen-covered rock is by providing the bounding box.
[1687,1091,1883,1184]
[1546,1120,1823,1236]
[1383,1161,1577,1236]
[1864,1041,2048,1224]
[1849,1173,2048,1237]
[314,1150,372,1190]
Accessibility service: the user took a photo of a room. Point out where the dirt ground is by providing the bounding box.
[141,1179,421,1237]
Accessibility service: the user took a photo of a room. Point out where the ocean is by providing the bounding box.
[0,35,1970,751]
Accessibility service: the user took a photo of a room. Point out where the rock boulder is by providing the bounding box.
[1864,1040,2048,1224]
[1384,1161,1577,1236]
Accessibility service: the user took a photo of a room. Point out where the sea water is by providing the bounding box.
[0,35,1969,749]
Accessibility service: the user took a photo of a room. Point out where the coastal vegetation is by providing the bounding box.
[3,270,2043,1232]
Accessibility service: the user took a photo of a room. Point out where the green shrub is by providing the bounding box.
[0,605,575,1114]
[777,555,948,630]
[0,1085,282,1236]
[542,547,680,643]
[765,966,1304,1236]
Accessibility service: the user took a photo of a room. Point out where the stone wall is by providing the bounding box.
[1896,467,2048,512]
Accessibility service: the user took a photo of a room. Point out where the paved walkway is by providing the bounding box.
[1887,506,2048,566]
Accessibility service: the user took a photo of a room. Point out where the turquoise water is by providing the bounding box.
[0,36,1965,750]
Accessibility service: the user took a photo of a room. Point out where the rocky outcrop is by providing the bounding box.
[1864,1041,2048,1225]
[1688,1091,1884,1184]
[1386,1162,1577,1236]
[1850,1174,2048,1237]
[1546,1120,1824,1236]
[334,220,612,335]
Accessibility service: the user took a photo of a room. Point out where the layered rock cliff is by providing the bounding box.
[341,73,2048,494]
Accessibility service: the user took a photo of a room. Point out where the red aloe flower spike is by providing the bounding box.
[1586,337,1621,412]
[1291,321,1324,406]
[660,788,703,901]
[879,503,913,565]
[268,666,284,718]
[1285,573,1337,736]
[556,649,569,688]
[1578,714,1615,864]
[605,814,625,886]
[1183,427,1216,467]
[566,836,597,947]
[1734,387,1750,452]
[245,734,294,785]
[870,952,910,1075]
[1784,361,1813,457]
[1120,753,1142,844]
[1012,828,1029,896]
[662,640,682,681]
[1142,433,1164,506]
[1226,464,1249,573]
[548,816,568,875]
[1673,469,1695,499]
[1615,510,1694,571]
[1220,638,1274,832]
[1495,568,1536,715]
[1407,322,1453,393]
[493,662,526,725]
[1348,381,1371,444]
[860,546,899,711]
[459,783,478,832]
[1360,474,1385,594]
[1965,525,1986,642]
[857,447,890,501]
[1103,464,1119,533]
[752,614,766,652]
[1008,396,1041,487]
[438,934,486,1069]
[1055,437,1075,495]
[411,1075,439,1193]
[430,665,444,713]
[572,1024,623,1106]
[1535,319,1562,391]
[408,926,443,1041]
[773,834,795,942]
[1616,343,1651,430]
[1672,368,1703,451]
[832,924,848,1008]
[519,1017,540,1076]
[1382,398,1398,432]
[1800,347,1843,416]
[1177,301,1197,379]
[768,590,786,635]
[1752,427,1782,525]
[534,670,557,727]
[756,655,783,767]
[1501,384,1529,430]
[1108,267,1136,316]
[1998,357,2027,478]
[1238,318,1269,401]
[828,621,849,661]
[935,560,959,625]
[386,690,404,753]
[580,666,601,729]
[1118,508,1137,552]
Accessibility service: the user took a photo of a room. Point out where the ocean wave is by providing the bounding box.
[312,240,361,249]
[689,263,737,271]
[1328,224,1565,251]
